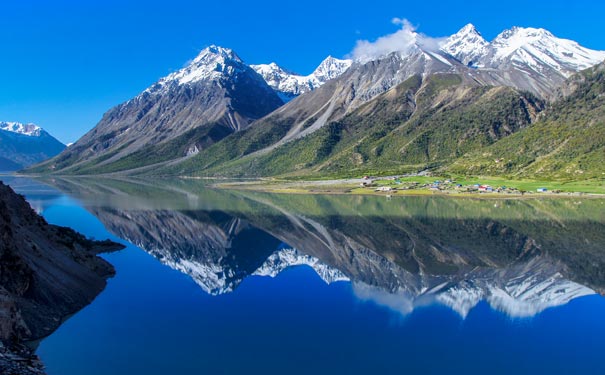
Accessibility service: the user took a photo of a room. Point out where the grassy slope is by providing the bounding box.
[168,74,543,179]
[447,63,605,181]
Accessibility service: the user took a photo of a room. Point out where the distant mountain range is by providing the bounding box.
[26,24,605,179]
[0,122,65,171]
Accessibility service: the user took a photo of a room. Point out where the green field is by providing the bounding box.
[362,175,605,194]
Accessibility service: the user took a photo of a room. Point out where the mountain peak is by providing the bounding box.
[494,26,553,43]
[251,55,352,101]
[0,121,42,137]
[192,45,243,65]
[150,45,248,89]
[489,26,605,73]
[441,23,489,66]
[0,121,65,170]
[312,55,352,81]
[457,23,481,36]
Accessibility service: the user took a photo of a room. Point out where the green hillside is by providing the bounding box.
[170,74,543,178]
[447,62,605,180]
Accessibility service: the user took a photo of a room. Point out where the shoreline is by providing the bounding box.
[214,180,605,199]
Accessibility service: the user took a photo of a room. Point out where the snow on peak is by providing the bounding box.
[440,24,605,77]
[441,23,489,67]
[492,27,557,57]
[0,121,42,137]
[458,23,480,35]
[311,56,353,82]
[251,56,351,101]
[250,62,295,87]
[192,44,243,65]
[488,26,605,74]
[495,26,552,42]
[149,45,247,90]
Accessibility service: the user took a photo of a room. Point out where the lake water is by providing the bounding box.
[6,177,605,375]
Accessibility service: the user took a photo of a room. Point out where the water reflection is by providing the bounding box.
[35,177,605,318]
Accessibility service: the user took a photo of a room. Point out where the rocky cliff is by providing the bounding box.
[0,181,124,374]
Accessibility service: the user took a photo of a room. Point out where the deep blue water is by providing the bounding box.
[9,182,605,375]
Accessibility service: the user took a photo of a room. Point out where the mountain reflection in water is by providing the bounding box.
[35,177,605,318]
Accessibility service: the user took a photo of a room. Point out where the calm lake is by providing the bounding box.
[6,176,605,375]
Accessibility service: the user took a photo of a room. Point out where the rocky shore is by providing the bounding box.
[0,180,125,374]
[0,342,45,375]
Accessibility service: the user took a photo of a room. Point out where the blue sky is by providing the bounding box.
[1,0,604,143]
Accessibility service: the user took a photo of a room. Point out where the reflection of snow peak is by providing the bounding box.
[354,270,594,319]
[253,248,349,284]
[146,243,347,295]
[485,275,593,318]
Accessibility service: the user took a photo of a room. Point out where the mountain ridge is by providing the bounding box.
[24,25,605,179]
[251,56,352,101]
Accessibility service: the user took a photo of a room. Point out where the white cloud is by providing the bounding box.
[349,18,446,62]
[390,17,410,27]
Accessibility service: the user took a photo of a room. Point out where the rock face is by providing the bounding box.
[0,181,124,373]
[31,46,283,174]
[0,122,65,171]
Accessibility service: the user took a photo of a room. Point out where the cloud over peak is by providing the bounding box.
[350,18,445,62]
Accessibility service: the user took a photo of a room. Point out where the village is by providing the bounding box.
[358,176,561,196]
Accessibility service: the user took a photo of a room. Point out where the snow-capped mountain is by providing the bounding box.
[251,56,352,101]
[312,56,353,82]
[0,121,65,170]
[235,23,605,157]
[34,45,283,174]
[440,24,605,94]
[148,45,247,91]
[31,27,605,176]
[0,121,42,137]
[440,23,489,67]
[485,26,605,74]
